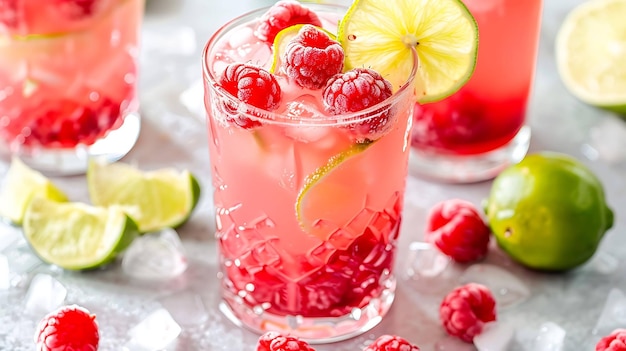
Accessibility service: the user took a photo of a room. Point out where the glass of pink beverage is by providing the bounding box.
[0,0,144,174]
[202,2,417,342]
[410,0,543,182]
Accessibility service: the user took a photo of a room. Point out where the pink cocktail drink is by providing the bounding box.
[410,0,543,182]
[203,2,416,342]
[0,0,144,174]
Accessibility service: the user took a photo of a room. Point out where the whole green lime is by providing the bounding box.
[484,152,614,271]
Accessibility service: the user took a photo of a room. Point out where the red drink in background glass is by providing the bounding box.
[410,0,543,182]
[0,0,144,174]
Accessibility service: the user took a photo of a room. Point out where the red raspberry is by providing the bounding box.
[283,24,344,89]
[54,0,98,19]
[0,0,20,28]
[424,199,491,263]
[34,304,99,351]
[323,68,394,141]
[440,283,497,343]
[218,63,282,128]
[364,335,421,351]
[256,332,315,351]
[255,0,322,43]
[596,329,626,351]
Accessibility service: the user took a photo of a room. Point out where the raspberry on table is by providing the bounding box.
[255,0,322,43]
[596,329,626,351]
[364,334,421,351]
[283,24,344,89]
[256,332,315,351]
[34,304,99,351]
[424,199,491,263]
[439,283,497,343]
[322,68,394,141]
[218,63,282,128]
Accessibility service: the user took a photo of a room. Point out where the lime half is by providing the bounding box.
[556,0,626,114]
[338,0,478,103]
[23,197,139,270]
[0,158,67,225]
[296,141,373,239]
[87,160,201,233]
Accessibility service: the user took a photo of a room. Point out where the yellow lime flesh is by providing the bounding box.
[338,0,478,103]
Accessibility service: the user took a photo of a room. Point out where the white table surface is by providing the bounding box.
[1,0,625,350]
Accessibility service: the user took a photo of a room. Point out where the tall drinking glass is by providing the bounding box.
[0,0,144,174]
[202,3,417,343]
[410,0,543,182]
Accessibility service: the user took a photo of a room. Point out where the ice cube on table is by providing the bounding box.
[593,288,626,335]
[158,291,208,327]
[24,273,67,316]
[122,228,188,281]
[406,242,451,278]
[0,254,8,290]
[474,321,514,351]
[405,242,454,293]
[125,308,181,351]
[459,263,530,309]
[532,322,566,351]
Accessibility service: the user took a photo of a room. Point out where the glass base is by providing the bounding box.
[219,277,396,344]
[0,112,141,176]
[409,126,531,183]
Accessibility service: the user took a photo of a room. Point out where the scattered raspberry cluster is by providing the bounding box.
[35,305,99,351]
[425,199,491,263]
[257,332,420,351]
[217,0,395,141]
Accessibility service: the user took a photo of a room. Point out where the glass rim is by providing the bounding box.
[201,3,418,127]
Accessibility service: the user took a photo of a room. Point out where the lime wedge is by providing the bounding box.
[296,141,373,239]
[0,158,67,225]
[269,24,337,74]
[556,0,626,114]
[87,160,201,233]
[23,197,139,270]
[338,0,478,103]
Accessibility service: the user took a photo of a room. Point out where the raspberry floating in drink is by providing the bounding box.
[255,0,322,43]
[283,24,344,89]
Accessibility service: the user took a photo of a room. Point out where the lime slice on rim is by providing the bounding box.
[87,160,201,233]
[269,23,337,74]
[0,157,68,225]
[556,0,626,114]
[23,197,139,270]
[338,0,478,103]
[296,141,373,238]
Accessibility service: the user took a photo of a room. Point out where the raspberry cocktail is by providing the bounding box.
[0,0,144,174]
[203,2,416,342]
[410,0,543,182]
[202,0,477,342]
